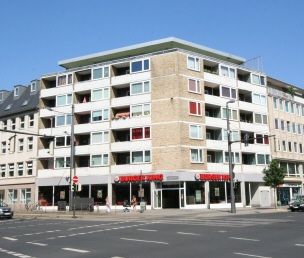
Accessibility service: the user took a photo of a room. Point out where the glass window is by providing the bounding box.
[188,79,200,93]
[190,149,203,163]
[187,56,200,71]
[92,68,103,79]
[221,86,230,97]
[27,137,33,151]
[56,94,72,107]
[31,82,37,92]
[91,131,108,144]
[91,89,103,101]
[131,81,150,95]
[210,182,226,204]
[144,150,151,163]
[1,164,6,178]
[220,66,229,77]
[8,189,18,204]
[132,151,143,163]
[131,59,150,73]
[26,161,33,176]
[55,115,65,126]
[257,154,266,164]
[273,97,278,109]
[1,141,6,154]
[255,114,262,124]
[186,182,205,204]
[92,111,102,121]
[55,158,65,168]
[57,75,66,86]
[17,162,24,176]
[252,74,260,84]
[20,188,31,204]
[189,125,202,139]
[91,155,102,166]
[8,163,14,177]
[189,102,201,115]
[18,138,24,152]
[131,105,143,117]
[132,128,143,140]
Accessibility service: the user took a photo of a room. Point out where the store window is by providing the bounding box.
[186,182,205,205]
[210,182,226,203]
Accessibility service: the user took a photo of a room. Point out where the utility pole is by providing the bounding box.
[70,104,76,218]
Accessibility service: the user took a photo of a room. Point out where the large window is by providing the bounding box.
[91,109,109,122]
[254,114,267,124]
[221,86,236,99]
[189,101,202,116]
[257,154,270,165]
[222,108,238,120]
[90,154,109,166]
[223,129,239,141]
[55,157,70,169]
[55,114,72,127]
[56,94,72,107]
[131,81,150,95]
[92,66,109,79]
[186,182,205,205]
[8,189,18,204]
[131,103,151,117]
[131,150,151,163]
[55,136,70,147]
[1,164,6,178]
[91,131,109,144]
[20,188,31,204]
[210,182,226,203]
[189,124,203,139]
[1,141,6,154]
[131,59,150,73]
[187,56,200,71]
[18,138,24,152]
[91,88,110,101]
[57,73,73,86]
[252,94,266,105]
[220,65,235,78]
[188,79,201,93]
[190,149,203,163]
[251,74,265,86]
[131,127,150,140]
[224,152,240,164]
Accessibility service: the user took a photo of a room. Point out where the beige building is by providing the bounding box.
[0,81,40,209]
[267,77,304,204]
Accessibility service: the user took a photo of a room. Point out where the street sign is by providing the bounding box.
[72,175,79,184]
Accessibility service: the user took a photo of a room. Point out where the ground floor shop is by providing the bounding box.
[277,182,303,205]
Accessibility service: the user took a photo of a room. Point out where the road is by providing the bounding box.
[0,211,303,258]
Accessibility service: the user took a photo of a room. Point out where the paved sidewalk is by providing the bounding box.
[14,207,288,221]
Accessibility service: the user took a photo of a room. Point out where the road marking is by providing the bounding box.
[62,248,90,253]
[111,257,124,258]
[137,229,158,232]
[295,244,304,247]
[0,247,35,258]
[218,230,227,233]
[230,237,260,242]
[26,242,48,246]
[2,237,18,241]
[234,252,271,258]
[177,232,200,236]
[120,238,169,245]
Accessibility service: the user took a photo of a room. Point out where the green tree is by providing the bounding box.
[263,160,286,208]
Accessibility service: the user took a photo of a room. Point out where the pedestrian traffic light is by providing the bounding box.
[72,183,77,192]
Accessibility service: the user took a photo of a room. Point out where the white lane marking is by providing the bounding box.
[26,242,48,246]
[62,248,90,253]
[137,229,158,232]
[295,244,304,247]
[0,247,35,258]
[218,230,227,233]
[120,238,169,245]
[234,252,272,258]
[3,237,18,241]
[230,237,260,242]
[111,257,124,258]
[177,232,200,236]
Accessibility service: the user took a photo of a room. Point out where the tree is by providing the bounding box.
[263,160,286,208]
[287,86,296,97]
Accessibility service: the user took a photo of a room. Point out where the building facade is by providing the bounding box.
[0,81,40,209]
[36,38,277,209]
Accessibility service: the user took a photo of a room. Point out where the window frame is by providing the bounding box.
[251,74,266,86]
[220,65,236,79]
[190,148,204,163]
[55,114,72,127]
[130,103,151,117]
[189,101,202,116]
[189,124,203,140]
[92,66,110,80]
[91,87,110,101]
[90,153,109,167]
[187,55,200,71]
[55,136,71,148]
[54,157,70,169]
[130,58,150,74]
[130,81,151,95]
[131,127,151,141]
[56,94,72,107]
[91,131,109,144]
[30,81,37,92]
[91,109,109,123]
[130,150,151,164]
[56,73,73,87]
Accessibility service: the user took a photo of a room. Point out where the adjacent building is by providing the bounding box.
[0,81,40,208]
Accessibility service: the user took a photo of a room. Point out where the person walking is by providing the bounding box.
[131,195,137,211]
[105,196,111,213]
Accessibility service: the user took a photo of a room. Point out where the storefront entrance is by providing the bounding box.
[162,189,179,208]
[153,182,184,209]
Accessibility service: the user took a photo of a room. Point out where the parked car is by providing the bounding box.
[0,202,14,219]
[289,195,304,212]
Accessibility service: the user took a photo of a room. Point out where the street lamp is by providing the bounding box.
[226,99,236,214]
[45,105,76,217]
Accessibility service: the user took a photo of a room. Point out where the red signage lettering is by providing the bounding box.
[117,174,163,183]
[196,173,230,181]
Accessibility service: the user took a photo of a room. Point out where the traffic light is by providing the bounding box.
[72,183,77,192]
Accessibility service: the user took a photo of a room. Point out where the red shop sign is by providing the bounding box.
[196,173,230,181]
[115,174,163,183]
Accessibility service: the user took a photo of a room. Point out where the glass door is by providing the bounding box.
[180,188,185,208]
[153,189,162,209]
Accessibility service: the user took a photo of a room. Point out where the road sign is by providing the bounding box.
[72,175,79,184]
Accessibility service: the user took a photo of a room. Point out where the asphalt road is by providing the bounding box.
[0,211,303,258]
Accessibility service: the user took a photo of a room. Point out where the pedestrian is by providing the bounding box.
[106,196,111,213]
[131,195,137,211]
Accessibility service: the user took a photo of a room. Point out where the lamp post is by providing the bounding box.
[226,99,236,214]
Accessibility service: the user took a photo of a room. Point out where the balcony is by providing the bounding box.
[111,141,151,153]
[111,164,152,175]
[111,71,151,86]
[40,85,73,98]
[74,78,110,92]
[111,116,151,130]
[111,94,151,108]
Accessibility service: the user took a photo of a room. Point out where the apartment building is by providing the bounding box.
[267,77,304,205]
[0,81,40,208]
[37,38,272,209]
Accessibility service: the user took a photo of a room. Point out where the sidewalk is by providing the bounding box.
[14,207,288,221]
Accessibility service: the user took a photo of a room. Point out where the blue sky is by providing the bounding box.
[0,0,303,90]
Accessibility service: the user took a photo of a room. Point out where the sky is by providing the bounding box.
[0,0,303,90]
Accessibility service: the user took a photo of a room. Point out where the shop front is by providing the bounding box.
[277,182,303,205]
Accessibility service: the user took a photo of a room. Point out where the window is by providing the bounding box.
[131,59,150,73]
[2,120,7,130]
[14,87,19,96]
[17,162,24,176]
[31,81,37,92]
[223,129,240,141]
[91,88,110,101]
[26,161,33,176]
[1,164,6,178]
[91,154,109,166]
[294,142,298,153]
[20,188,31,204]
[252,94,266,105]
[131,103,151,117]
[131,127,150,140]
[27,137,33,151]
[300,144,303,154]
[189,101,202,116]
[1,141,6,154]
[190,149,203,163]
[188,79,201,93]
[255,134,269,144]
[8,163,14,177]
[20,116,25,129]
[287,121,291,132]
[281,120,285,131]
[279,99,284,110]
[55,136,70,147]
[257,154,270,165]
[292,123,296,134]
[220,65,235,78]
[282,141,286,151]
[298,124,302,134]
[187,56,200,71]
[55,114,72,127]
[273,97,278,109]
[55,157,70,169]
[221,86,236,99]
[57,73,73,86]
[254,114,267,124]
[18,138,24,152]
[288,142,292,152]
[11,118,16,130]
[189,124,203,139]
[291,103,295,113]
[91,131,109,144]
[92,66,109,79]
[275,119,279,129]
[131,150,151,163]
[285,100,290,112]
[224,152,240,164]
[56,94,72,107]
[222,108,238,120]
[131,81,150,95]
[251,74,265,86]
[91,109,109,122]
[29,114,34,127]
[8,189,18,204]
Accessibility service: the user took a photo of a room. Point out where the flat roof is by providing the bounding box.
[58,37,246,69]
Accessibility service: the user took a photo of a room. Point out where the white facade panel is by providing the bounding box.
[111,140,151,153]
[111,117,151,130]
[75,144,110,155]
[74,100,111,113]
[238,101,268,114]
[241,143,271,154]
[207,163,242,173]
[239,122,269,133]
[74,78,110,92]
[111,72,151,86]
[39,126,70,136]
[75,122,110,134]
[204,73,237,87]
[111,94,151,108]
[41,85,73,98]
[110,164,152,175]
[238,81,267,95]
[242,165,267,174]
